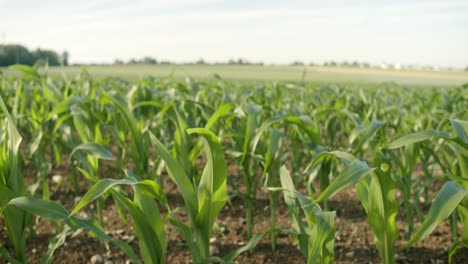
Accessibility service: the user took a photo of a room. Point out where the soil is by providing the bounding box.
[1,162,468,264]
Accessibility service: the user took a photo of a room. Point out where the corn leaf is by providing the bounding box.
[112,192,165,264]
[403,181,468,249]
[307,208,335,264]
[356,170,398,264]
[9,196,68,221]
[188,128,228,260]
[241,104,262,163]
[149,131,198,220]
[10,197,140,263]
[250,115,321,159]
[71,177,166,216]
[385,130,467,149]
[459,205,468,246]
[279,166,308,254]
[70,143,114,161]
[0,247,22,264]
[222,228,284,263]
[314,159,374,204]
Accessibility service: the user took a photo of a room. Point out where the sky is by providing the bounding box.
[1,0,467,68]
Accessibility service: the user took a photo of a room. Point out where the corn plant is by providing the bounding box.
[0,95,29,263]
[7,196,140,264]
[386,118,468,261]
[104,93,151,177]
[149,128,228,263]
[275,166,336,264]
[227,103,263,239]
[274,151,374,263]
[262,128,284,251]
[70,169,167,264]
[355,166,398,264]
[71,106,109,220]
[248,113,321,247]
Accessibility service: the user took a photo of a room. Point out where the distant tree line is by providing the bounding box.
[113,57,265,66]
[0,44,68,67]
[113,56,173,65]
[114,57,379,68]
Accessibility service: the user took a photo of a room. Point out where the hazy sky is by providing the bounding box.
[1,0,467,67]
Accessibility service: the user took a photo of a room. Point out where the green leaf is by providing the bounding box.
[188,103,235,162]
[356,170,398,264]
[314,159,374,204]
[0,95,22,155]
[303,151,357,176]
[112,192,165,264]
[9,197,69,221]
[307,208,336,264]
[66,216,141,264]
[106,93,148,175]
[76,167,99,183]
[41,226,74,264]
[48,96,82,119]
[71,178,133,215]
[136,179,168,204]
[0,185,15,214]
[241,104,262,163]
[149,131,198,220]
[403,181,468,249]
[448,240,464,264]
[0,247,22,264]
[70,143,114,161]
[385,130,454,149]
[450,119,468,144]
[187,128,228,261]
[250,115,321,160]
[8,64,40,78]
[279,166,309,257]
[223,228,283,263]
[71,177,166,216]
[205,103,235,130]
[458,205,468,246]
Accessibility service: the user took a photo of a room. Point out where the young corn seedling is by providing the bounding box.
[385,118,468,261]
[70,168,168,264]
[275,152,374,263]
[70,99,113,226]
[7,196,140,264]
[248,113,321,248]
[229,103,263,240]
[0,95,29,263]
[149,128,228,263]
[262,128,284,251]
[355,165,398,264]
[105,93,151,178]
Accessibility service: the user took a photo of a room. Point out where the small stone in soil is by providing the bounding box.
[74,196,82,203]
[90,254,104,264]
[52,175,63,183]
[209,245,220,255]
[345,251,355,258]
[395,254,406,261]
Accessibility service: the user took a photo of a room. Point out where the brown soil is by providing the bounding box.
[1,165,468,264]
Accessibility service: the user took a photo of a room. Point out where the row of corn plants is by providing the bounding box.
[0,66,467,263]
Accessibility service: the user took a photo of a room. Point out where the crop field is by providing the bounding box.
[3,65,468,86]
[0,65,467,264]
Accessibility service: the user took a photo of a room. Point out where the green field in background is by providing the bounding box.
[2,64,468,86]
